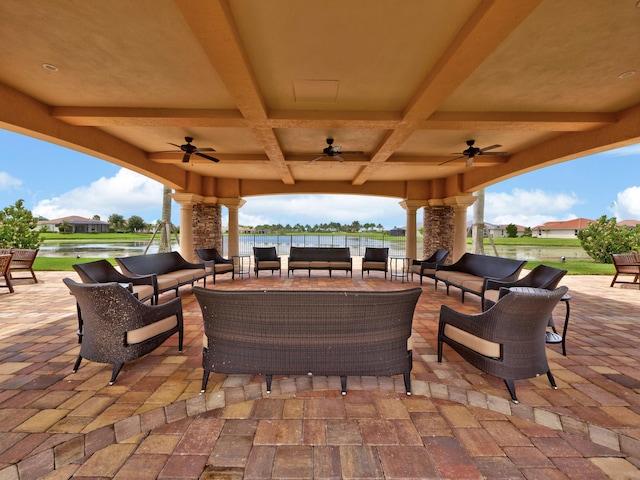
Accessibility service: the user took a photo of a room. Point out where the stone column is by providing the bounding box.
[171,192,204,262]
[218,198,246,256]
[399,200,426,261]
[445,195,476,262]
[423,201,453,261]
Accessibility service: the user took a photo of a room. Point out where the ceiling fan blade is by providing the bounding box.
[182,152,192,163]
[196,147,216,152]
[439,155,465,166]
[167,142,182,149]
[479,144,502,152]
[309,155,326,164]
[195,152,220,163]
[334,154,345,163]
[466,157,474,168]
[479,151,508,156]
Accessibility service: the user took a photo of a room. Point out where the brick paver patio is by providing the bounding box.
[1,268,640,479]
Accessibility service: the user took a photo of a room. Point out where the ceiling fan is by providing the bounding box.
[440,139,507,167]
[309,138,363,163]
[167,136,220,163]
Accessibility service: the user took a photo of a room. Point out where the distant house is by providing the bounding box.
[618,220,640,228]
[486,223,528,238]
[38,215,110,233]
[389,227,406,236]
[531,218,595,238]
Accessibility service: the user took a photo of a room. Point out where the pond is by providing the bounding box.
[39,238,591,262]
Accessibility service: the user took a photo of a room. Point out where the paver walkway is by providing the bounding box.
[1,270,640,479]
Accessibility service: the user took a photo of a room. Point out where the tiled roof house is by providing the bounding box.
[532,218,595,238]
[38,215,110,233]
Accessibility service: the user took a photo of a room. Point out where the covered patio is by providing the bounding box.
[1,270,640,478]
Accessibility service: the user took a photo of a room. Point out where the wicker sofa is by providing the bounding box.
[193,287,422,395]
[287,247,352,277]
[434,253,527,302]
[116,252,206,298]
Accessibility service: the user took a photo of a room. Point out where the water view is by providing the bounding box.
[39,235,590,262]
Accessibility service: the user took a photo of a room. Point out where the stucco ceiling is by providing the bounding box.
[0,0,639,200]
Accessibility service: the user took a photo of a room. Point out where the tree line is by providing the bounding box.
[251,221,386,234]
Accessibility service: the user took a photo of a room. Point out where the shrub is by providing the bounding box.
[577,215,640,263]
[0,199,41,249]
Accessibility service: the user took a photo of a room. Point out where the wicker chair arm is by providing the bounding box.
[439,304,489,338]
[135,296,182,326]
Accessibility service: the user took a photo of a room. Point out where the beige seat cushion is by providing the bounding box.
[214,264,234,274]
[288,261,309,268]
[363,261,386,270]
[460,278,484,295]
[127,315,178,344]
[132,284,154,301]
[258,260,281,269]
[443,324,500,358]
[483,289,500,304]
[309,261,331,269]
[156,275,179,291]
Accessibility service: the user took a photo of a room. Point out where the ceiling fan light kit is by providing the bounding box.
[167,136,220,163]
[440,139,507,167]
[309,138,364,164]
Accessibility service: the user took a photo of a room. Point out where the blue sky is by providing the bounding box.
[1,128,639,229]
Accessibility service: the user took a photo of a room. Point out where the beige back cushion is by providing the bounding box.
[443,324,500,358]
[127,315,178,344]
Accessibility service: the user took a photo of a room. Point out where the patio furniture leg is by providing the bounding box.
[109,363,124,385]
[403,372,411,395]
[547,370,557,389]
[72,355,83,373]
[340,376,347,395]
[504,379,518,403]
[266,375,272,393]
[201,370,210,393]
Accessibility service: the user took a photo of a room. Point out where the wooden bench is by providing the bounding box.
[434,253,527,302]
[288,247,352,277]
[116,252,206,300]
[610,253,640,287]
[0,248,39,283]
[193,287,422,395]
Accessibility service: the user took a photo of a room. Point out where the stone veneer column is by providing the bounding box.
[218,198,246,256]
[192,203,223,252]
[422,201,454,263]
[421,195,475,263]
[400,200,426,261]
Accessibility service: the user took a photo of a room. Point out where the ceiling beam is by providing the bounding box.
[352,0,543,186]
[174,0,294,185]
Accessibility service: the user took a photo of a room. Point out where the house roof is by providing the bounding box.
[38,216,109,225]
[1,1,639,202]
[532,218,596,230]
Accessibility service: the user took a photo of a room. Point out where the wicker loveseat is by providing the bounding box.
[116,251,206,298]
[193,287,422,395]
[287,247,352,277]
[434,253,527,302]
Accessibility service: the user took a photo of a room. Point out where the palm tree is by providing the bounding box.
[158,186,172,252]
[471,189,485,255]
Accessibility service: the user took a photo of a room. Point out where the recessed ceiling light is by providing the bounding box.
[618,70,636,79]
[42,63,59,72]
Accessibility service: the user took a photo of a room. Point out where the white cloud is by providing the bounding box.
[483,188,581,227]
[0,172,22,189]
[611,186,640,220]
[236,195,406,229]
[33,169,163,221]
[602,144,640,157]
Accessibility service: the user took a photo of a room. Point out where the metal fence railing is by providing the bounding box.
[222,234,422,258]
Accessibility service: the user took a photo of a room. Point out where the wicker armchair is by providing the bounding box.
[73,259,156,303]
[362,247,389,278]
[438,285,568,403]
[482,264,567,310]
[253,247,281,277]
[63,278,183,385]
[0,253,14,293]
[195,248,234,284]
[410,249,449,285]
